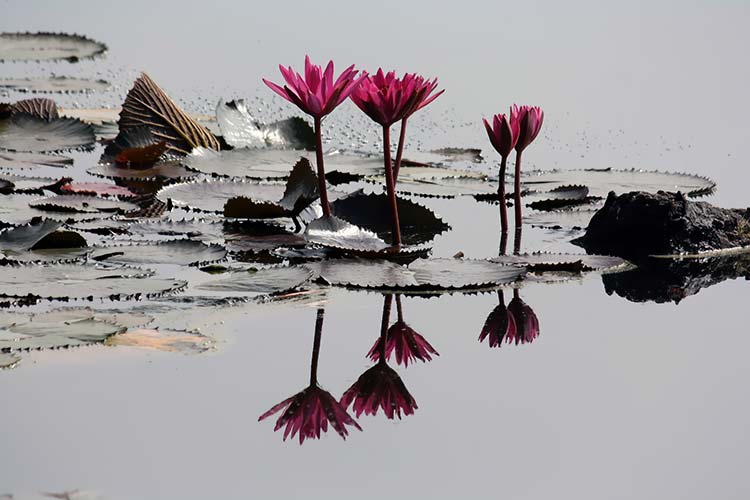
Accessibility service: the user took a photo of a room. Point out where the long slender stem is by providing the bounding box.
[309,307,325,386]
[313,117,331,217]
[382,125,402,247]
[514,150,523,228]
[498,155,509,253]
[393,117,408,184]
[499,231,508,256]
[379,294,393,364]
[395,294,404,322]
[513,225,522,255]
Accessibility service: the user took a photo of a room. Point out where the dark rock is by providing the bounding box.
[574,191,750,259]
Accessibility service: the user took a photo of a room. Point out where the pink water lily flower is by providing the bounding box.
[483,110,520,159]
[506,290,540,345]
[259,385,362,444]
[513,104,544,153]
[263,55,363,119]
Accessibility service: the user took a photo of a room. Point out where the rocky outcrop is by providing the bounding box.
[574,191,750,259]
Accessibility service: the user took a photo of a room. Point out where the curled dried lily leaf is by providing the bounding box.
[119,73,220,155]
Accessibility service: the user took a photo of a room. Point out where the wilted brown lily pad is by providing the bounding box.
[0,32,107,62]
[100,126,168,166]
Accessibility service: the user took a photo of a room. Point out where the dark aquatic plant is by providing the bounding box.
[258,308,362,444]
[263,56,364,217]
[367,295,438,366]
[341,295,418,419]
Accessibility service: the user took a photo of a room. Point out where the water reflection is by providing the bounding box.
[479,289,540,348]
[341,295,419,420]
[258,308,362,444]
[367,295,439,366]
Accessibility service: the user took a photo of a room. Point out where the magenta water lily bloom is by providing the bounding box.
[350,69,443,247]
[340,361,418,419]
[478,290,517,348]
[263,56,364,217]
[509,104,544,228]
[483,110,521,233]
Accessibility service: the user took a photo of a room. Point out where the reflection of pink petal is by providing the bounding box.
[367,321,438,366]
[507,296,540,345]
[479,303,516,348]
[259,385,361,444]
[341,363,418,420]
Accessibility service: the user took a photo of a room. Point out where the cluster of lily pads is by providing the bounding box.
[0,32,729,443]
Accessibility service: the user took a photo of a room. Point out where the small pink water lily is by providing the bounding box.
[259,385,361,444]
[509,104,544,228]
[483,110,521,233]
[263,56,364,217]
[367,296,438,366]
[506,290,540,345]
[478,290,517,348]
[350,70,443,248]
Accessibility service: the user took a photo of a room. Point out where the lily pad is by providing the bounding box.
[157,178,287,214]
[184,147,306,179]
[403,148,484,166]
[119,73,220,155]
[59,182,137,198]
[0,264,186,301]
[29,195,138,214]
[0,314,124,353]
[224,221,307,253]
[0,114,95,152]
[524,185,600,211]
[91,240,227,266]
[216,98,315,150]
[0,151,73,170]
[520,168,716,198]
[87,161,196,181]
[330,192,449,245]
[0,352,20,369]
[105,327,214,354]
[0,76,111,93]
[0,173,60,192]
[128,218,224,241]
[393,176,496,198]
[0,32,107,62]
[307,258,526,291]
[195,266,313,294]
[525,207,602,231]
[10,98,59,120]
[491,253,629,272]
[303,215,389,253]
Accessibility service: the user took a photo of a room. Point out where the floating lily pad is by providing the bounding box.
[30,195,138,214]
[92,240,227,266]
[196,266,313,294]
[0,32,107,62]
[330,192,449,245]
[127,218,223,241]
[119,73,220,155]
[184,147,305,179]
[304,215,389,253]
[0,264,186,301]
[307,258,526,291]
[59,182,137,198]
[491,253,629,272]
[0,150,73,170]
[0,173,59,192]
[525,207,602,231]
[520,168,716,198]
[0,218,62,250]
[0,76,111,93]
[216,98,315,150]
[87,161,196,181]
[0,352,20,369]
[0,313,124,353]
[224,221,306,253]
[157,178,287,213]
[105,327,213,354]
[393,176,495,198]
[524,185,600,211]
[0,114,95,152]
[403,148,484,166]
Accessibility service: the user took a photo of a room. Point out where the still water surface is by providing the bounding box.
[1,1,749,498]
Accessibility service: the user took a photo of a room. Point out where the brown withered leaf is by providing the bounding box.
[119,73,220,155]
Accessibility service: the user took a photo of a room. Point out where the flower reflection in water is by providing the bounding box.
[341,295,419,420]
[479,290,517,347]
[367,295,439,366]
[258,308,361,444]
[479,289,539,347]
[507,289,540,345]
